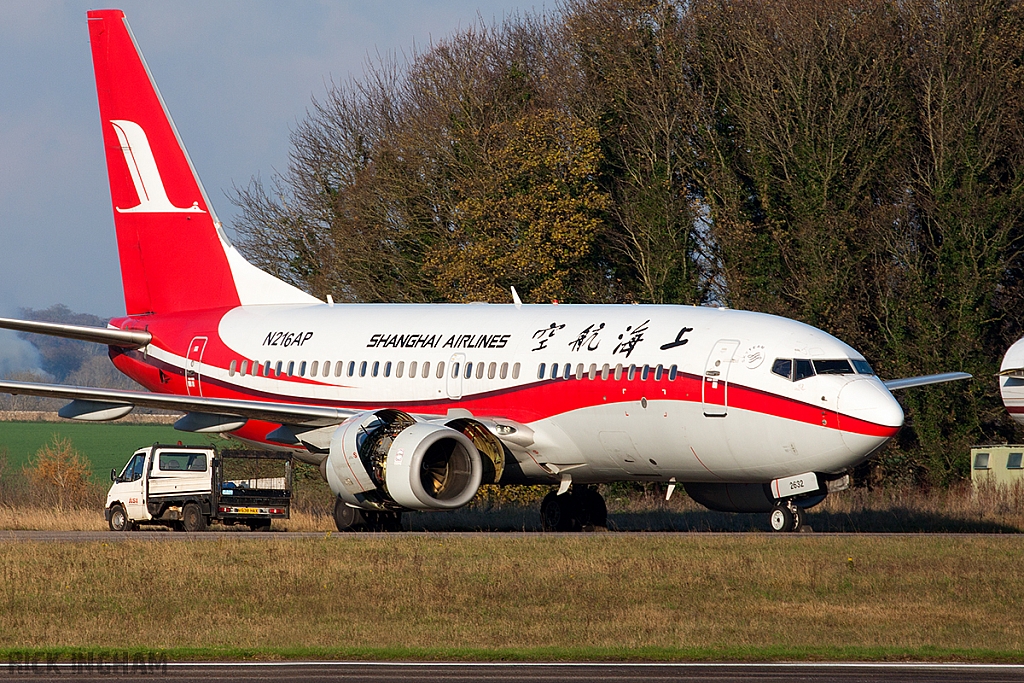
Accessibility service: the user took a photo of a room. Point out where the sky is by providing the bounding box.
[0,0,532,373]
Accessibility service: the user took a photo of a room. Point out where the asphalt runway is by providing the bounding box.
[0,530,1011,541]
[3,662,1024,682]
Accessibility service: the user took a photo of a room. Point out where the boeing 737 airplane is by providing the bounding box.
[0,9,971,532]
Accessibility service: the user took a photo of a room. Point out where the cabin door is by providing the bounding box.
[702,339,739,417]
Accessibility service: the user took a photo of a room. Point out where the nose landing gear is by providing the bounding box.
[769,501,805,532]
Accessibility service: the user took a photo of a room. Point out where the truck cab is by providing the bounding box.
[106,445,292,532]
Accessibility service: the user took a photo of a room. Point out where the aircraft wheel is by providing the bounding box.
[108,504,129,532]
[333,498,365,531]
[182,502,207,532]
[769,504,794,532]
[364,511,402,532]
[791,504,805,531]
[540,491,578,532]
[573,487,607,530]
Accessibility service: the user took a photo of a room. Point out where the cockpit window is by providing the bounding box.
[813,359,854,375]
[852,359,874,375]
[794,359,815,381]
[771,358,793,380]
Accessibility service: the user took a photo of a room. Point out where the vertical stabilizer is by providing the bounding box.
[87,9,317,315]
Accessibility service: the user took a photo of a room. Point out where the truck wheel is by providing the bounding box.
[108,504,130,532]
[182,503,207,532]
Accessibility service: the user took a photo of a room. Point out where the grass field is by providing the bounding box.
[0,421,219,480]
[0,535,1022,661]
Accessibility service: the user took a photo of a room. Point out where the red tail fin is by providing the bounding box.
[88,9,316,315]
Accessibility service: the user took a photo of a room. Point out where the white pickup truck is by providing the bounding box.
[105,445,293,532]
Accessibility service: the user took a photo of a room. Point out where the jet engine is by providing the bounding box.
[324,409,483,511]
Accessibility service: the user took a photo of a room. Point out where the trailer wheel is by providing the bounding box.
[108,504,130,532]
[182,502,207,532]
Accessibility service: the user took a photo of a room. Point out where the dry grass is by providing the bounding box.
[4,483,1024,533]
[0,535,1022,658]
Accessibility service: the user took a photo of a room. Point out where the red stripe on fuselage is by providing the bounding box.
[112,348,898,439]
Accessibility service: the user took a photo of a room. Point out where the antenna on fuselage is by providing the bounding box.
[511,286,522,310]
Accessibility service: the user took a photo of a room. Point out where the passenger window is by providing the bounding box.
[655,364,664,380]
[299,361,307,376]
[229,360,237,376]
[499,362,508,379]
[588,364,597,380]
[641,365,650,380]
[436,361,444,379]
[348,361,355,377]
[627,364,636,381]
[287,361,295,376]
[372,361,380,377]
[772,359,793,380]
[452,362,460,379]
[264,361,272,377]
[465,362,473,380]
[601,364,610,380]
[476,362,484,380]
[669,364,678,380]
[550,363,560,380]
[310,361,318,377]
[794,359,815,381]
[240,360,248,377]
[575,363,584,380]
[409,361,418,378]
[359,361,367,377]
[538,363,546,380]
[614,364,623,381]
[384,361,391,378]
[512,362,520,380]
[396,361,404,378]
[275,361,283,377]
[488,362,496,380]
[424,361,432,379]
[563,364,572,380]
[326,361,334,378]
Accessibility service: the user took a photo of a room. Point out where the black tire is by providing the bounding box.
[108,504,129,532]
[248,520,272,532]
[769,504,794,532]
[181,502,207,532]
[333,498,365,531]
[574,488,607,530]
[791,505,806,531]
[364,511,403,532]
[540,491,578,532]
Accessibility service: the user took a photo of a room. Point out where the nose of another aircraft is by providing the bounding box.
[837,378,904,453]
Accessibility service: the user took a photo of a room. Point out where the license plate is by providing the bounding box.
[236,507,260,514]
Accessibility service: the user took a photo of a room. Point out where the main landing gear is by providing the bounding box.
[769,500,806,532]
[333,498,403,532]
[540,486,607,532]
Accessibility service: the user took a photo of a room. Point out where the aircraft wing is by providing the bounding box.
[0,379,354,428]
[0,316,150,348]
[883,372,972,391]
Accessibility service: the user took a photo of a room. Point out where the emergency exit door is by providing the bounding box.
[185,336,208,397]
[703,339,739,417]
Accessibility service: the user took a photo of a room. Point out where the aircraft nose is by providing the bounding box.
[836,378,904,454]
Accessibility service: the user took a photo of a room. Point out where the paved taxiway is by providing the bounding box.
[3,662,1024,682]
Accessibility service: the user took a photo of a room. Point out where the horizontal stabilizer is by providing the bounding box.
[0,316,151,348]
[883,372,972,391]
